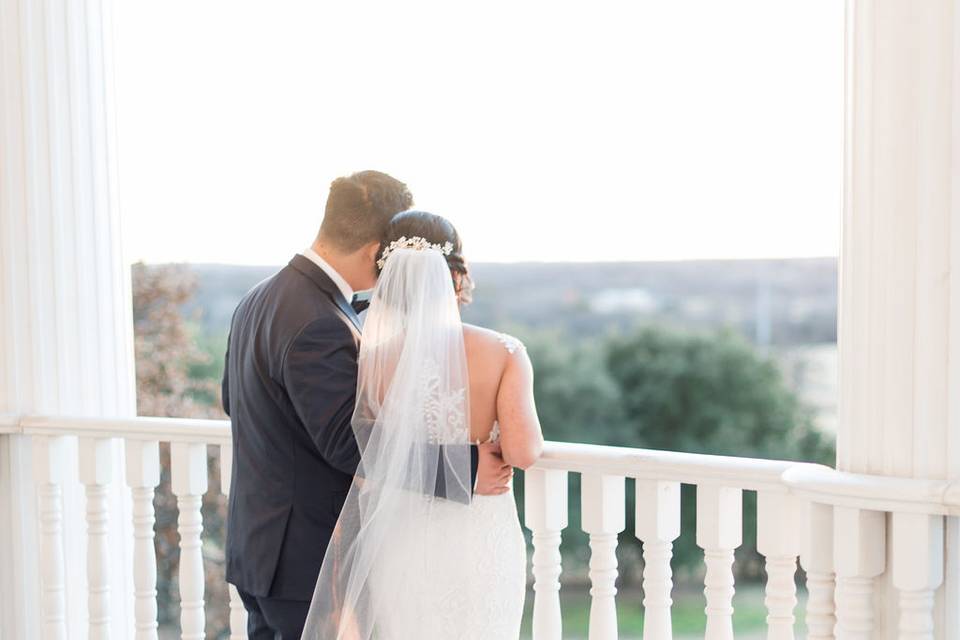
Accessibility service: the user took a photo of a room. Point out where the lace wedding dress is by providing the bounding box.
[301,241,527,640]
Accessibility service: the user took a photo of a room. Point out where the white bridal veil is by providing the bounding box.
[301,244,473,639]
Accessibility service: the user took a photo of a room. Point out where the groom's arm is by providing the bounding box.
[470,446,478,491]
[221,331,231,417]
[222,307,239,418]
[282,317,361,476]
[432,446,479,503]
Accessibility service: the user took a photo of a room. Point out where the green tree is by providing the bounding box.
[605,327,831,462]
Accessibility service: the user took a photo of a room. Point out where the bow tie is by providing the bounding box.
[351,294,370,314]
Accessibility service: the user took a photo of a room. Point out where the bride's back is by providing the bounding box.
[463,324,511,443]
[462,323,536,453]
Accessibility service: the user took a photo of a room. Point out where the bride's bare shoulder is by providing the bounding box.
[462,323,525,356]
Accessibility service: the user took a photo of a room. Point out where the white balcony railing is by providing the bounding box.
[3,414,955,639]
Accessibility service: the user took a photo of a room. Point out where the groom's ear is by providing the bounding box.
[363,240,382,267]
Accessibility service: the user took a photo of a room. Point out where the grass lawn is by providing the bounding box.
[519,583,807,639]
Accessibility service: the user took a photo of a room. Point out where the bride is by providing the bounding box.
[301,210,544,639]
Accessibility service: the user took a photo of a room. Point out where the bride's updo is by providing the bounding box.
[379,210,474,304]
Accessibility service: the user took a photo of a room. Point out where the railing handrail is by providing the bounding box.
[534,441,959,516]
[0,414,18,433]
[2,413,958,515]
[534,440,807,493]
[3,414,231,444]
[781,464,954,515]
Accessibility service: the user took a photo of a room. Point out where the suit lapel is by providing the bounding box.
[332,292,363,335]
[289,255,362,334]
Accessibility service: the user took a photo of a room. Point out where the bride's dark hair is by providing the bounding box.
[379,210,473,303]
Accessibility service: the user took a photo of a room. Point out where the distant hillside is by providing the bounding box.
[180,257,837,347]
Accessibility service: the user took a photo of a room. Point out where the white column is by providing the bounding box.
[841,0,960,636]
[172,442,208,640]
[634,480,680,640]
[581,473,624,640]
[524,468,569,640]
[0,0,136,637]
[800,502,836,640]
[126,440,160,640]
[220,443,248,640]
[696,485,741,640]
[0,0,133,416]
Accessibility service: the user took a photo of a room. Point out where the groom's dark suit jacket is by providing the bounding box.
[222,254,478,601]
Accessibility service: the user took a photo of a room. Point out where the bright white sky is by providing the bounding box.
[114,1,843,265]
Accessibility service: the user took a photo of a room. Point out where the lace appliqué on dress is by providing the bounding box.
[496,333,524,355]
[418,357,467,445]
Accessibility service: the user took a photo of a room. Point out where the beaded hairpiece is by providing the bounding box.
[377,236,454,270]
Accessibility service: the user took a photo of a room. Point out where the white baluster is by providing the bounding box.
[220,443,248,639]
[757,491,800,640]
[581,473,625,640]
[833,507,885,639]
[696,484,742,640]
[892,512,943,640]
[32,436,68,640]
[228,585,247,640]
[79,437,116,640]
[219,442,233,497]
[799,501,835,640]
[126,440,160,640]
[172,442,208,640]
[524,468,568,640]
[634,480,680,640]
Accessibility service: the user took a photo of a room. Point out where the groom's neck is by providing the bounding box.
[311,237,372,292]
[311,239,349,275]
[311,238,338,264]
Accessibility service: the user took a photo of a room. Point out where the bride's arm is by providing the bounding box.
[496,348,544,469]
[334,603,363,640]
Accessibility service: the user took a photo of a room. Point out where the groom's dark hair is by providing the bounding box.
[319,170,413,252]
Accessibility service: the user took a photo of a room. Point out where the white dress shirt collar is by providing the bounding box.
[300,247,354,303]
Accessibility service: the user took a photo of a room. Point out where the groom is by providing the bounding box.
[221,170,513,639]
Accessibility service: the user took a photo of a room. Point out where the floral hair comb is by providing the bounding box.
[377,236,454,270]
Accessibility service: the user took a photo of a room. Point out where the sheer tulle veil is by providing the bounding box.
[300,245,472,639]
